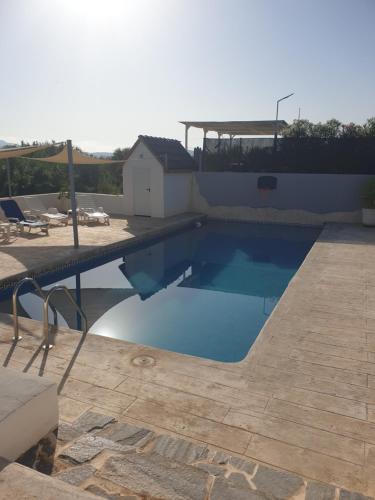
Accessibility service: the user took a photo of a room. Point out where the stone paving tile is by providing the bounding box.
[246,434,365,494]
[55,464,96,486]
[59,396,92,423]
[124,399,252,454]
[97,422,154,448]
[305,481,336,500]
[60,379,136,414]
[252,465,305,499]
[116,378,230,421]
[100,452,209,500]
[265,398,375,445]
[195,462,225,476]
[339,490,373,500]
[151,434,207,464]
[229,455,256,474]
[211,450,256,474]
[73,411,116,433]
[58,421,81,442]
[210,476,265,500]
[59,435,134,464]
[224,409,365,465]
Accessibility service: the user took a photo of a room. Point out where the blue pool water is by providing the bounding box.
[0,221,320,362]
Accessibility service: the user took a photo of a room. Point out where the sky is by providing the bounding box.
[0,0,374,152]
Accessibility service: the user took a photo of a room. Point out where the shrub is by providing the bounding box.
[361,179,375,208]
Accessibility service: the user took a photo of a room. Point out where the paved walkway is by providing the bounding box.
[1,223,375,496]
[0,213,201,287]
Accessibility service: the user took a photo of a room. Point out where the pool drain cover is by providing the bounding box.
[131,355,155,367]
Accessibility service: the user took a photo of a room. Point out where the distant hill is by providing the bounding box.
[90,152,113,159]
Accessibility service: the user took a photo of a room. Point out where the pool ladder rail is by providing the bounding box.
[12,277,88,350]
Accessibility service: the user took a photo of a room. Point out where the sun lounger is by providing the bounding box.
[23,196,68,226]
[75,193,110,225]
[0,200,49,234]
[79,207,110,225]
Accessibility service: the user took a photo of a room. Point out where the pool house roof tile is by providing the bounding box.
[132,135,197,172]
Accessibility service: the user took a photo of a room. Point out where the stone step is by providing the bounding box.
[54,409,374,500]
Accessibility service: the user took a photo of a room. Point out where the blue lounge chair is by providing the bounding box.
[0,199,49,235]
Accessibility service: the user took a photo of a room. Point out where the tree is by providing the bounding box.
[112,147,131,160]
[364,118,375,136]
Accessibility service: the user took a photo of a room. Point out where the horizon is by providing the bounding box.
[0,0,374,152]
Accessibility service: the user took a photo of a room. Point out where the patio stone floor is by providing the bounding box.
[1,222,375,497]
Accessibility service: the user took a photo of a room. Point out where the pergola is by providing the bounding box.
[180,120,288,150]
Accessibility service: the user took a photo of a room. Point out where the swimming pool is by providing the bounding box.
[0,221,320,362]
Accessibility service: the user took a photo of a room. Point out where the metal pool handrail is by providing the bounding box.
[43,285,87,350]
[12,277,57,342]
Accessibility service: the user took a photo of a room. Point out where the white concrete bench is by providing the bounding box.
[0,463,99,499]
[0,368,58,473]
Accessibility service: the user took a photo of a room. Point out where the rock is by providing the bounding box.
[339,490,373,500]
[305,481,336,500]
[210,476,266,500]
[58,422,81,442]
[73,411,116,433]
[152,435,207,464]
[98,422,153,448]
[60,435,133,464]
[101,451,209,500]
[253,465,304,499]
[55,464,96,486]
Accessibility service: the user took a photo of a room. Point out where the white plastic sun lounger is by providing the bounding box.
[76,194,110,225]
[23,196,68,226]
[79,207,110,225]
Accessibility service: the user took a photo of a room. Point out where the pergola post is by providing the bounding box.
[184,124,190,150]
[201,129,208,172]
[67,139,79,249]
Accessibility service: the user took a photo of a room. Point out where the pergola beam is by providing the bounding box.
[180,120,288,137]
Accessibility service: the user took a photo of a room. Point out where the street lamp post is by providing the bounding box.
[273,93,294,152]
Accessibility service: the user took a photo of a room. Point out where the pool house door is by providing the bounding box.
[134,167,151,216]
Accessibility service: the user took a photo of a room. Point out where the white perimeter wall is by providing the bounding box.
[123,142,164,217]
[164,173,192,217]
[0,193,125,215]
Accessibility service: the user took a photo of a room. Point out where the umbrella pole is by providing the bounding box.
[67,139,79,249]
[6,159,12,197]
